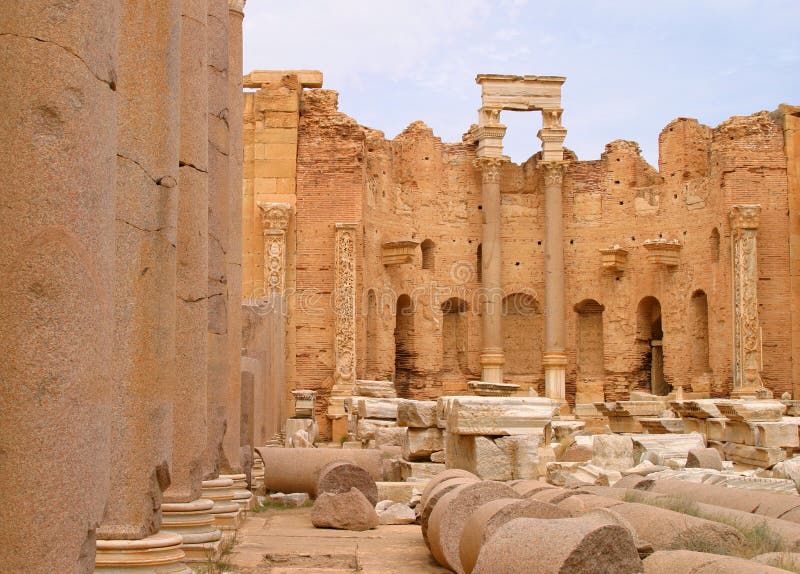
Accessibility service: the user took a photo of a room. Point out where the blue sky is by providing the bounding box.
[243,0,799,166]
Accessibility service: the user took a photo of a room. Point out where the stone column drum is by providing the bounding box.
[475,155,509,384]
[0,2,120,571]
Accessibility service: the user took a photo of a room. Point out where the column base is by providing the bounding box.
[160,498,223,564]
[252,456,265,495]
[731,386,774,399]
[543,352,568,401]
[95,532,192,573]
[201,478,241,532]
[479,351,505,384]
[220,473,254,516]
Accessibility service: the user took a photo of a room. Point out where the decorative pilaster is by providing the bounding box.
[541,161,568,400]
[475,155,509,384]
[328,223,358,428]
[730,205,765,395]
[258,202,291,297]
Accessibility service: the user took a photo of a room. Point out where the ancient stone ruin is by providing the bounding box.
[3,2,800,572]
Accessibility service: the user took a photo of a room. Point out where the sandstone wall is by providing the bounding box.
[242,77,797,435]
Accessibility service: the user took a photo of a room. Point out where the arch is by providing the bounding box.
[394,294,415,394]
[476,243,483,283]
[365,289,379,377]
[502,293,542,375]
[421,239,435,271]
[441,297,468,374]
[636,296,666,395]
[710,227,720,263]
[574,299,605,377]
[690,290,710,376]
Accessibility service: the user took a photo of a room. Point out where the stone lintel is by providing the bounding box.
[244,69,323,89]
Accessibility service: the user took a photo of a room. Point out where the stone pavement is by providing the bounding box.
[229,508,451,573]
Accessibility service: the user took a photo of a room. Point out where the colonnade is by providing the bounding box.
[0,1,247,571]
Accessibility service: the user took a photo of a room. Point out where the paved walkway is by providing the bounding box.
[229,507,451,573]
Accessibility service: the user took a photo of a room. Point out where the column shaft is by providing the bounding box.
[99,0,182,539]
[730,205,764,393]
[166,0,210,505]
[476,158,507,383]
[542,162,568,400]
[0,2,120,570]
[205,0,232,477]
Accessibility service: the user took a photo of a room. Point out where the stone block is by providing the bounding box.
[357,418,396,441]
[376,481,427,504]
[397,399,438,428]
[552,420,586,442]
[431,450,445,463]
[377,502,416,525]
[592,435,635,471]
[723,443,787,467]
[284,418,318,447]
[355,379,397,398]
[357,398,400,420]
[445,434,512,481]
[402,427,444,461]
[400,460,445,481]
[496,434,541,480]
[631,433,706,463]
[375,426,407,448]
[715,399,786,422]
[444,396,558,436]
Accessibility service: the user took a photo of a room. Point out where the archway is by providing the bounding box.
[636,296,665,395]
[441,297,468,374]
[690,290,710,377]
[421,239,435,271]
[502,293,542,376]
[394,294,415,395]
[575,299,605,377]
[365,289,378,378]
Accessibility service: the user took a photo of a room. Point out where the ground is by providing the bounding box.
[229,508,451,573]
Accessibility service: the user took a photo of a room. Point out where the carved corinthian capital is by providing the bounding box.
[730,204,761,231]
[474,156,508,184]
[258,202,291,231]
[540,161,567,186]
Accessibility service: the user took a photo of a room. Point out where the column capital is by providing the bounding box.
[228,0,246,14]
[258,202,291,232]
[730,204,761,230]
[539,160,568,186]
[474,156,509,184]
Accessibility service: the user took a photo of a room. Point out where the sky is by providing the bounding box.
[243,0,799,166]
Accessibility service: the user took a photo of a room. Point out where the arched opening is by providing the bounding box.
[441,297,468,374]
[476,243,483,283]
[636,296,666,395]
[394,294,415,395]
[421,239,435,271]
[366,289,379,377]
[710,228,720,263]
[690,290,710,377]
[574,299,605,377]
[502,293,542,376]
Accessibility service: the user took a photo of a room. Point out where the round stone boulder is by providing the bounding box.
[460,497,571,574]
[314,460,378,505]
[472,514,642,574]
[311,487,378,531]
[427,480,519,573]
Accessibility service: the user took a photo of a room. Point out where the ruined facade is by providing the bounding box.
[243,70,800,438]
